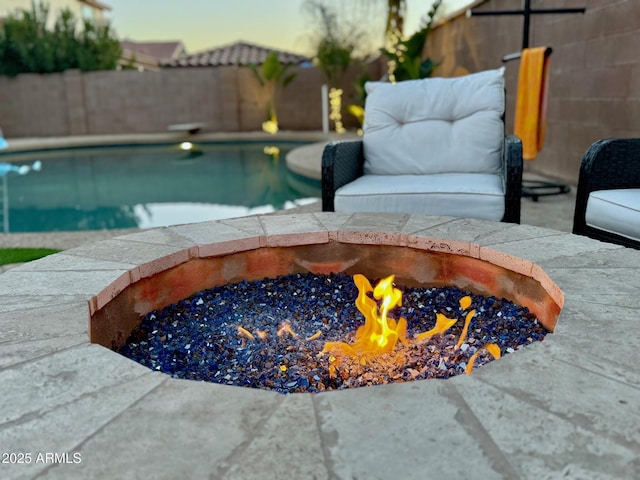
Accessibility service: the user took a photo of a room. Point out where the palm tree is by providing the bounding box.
[250,52,296,134]
[380,0,441,82]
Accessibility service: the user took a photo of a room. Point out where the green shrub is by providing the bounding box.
[0,1,121,77]
[0,248,60,265]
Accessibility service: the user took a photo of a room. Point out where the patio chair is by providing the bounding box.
[572,138,640,249]
[322,68,523,223]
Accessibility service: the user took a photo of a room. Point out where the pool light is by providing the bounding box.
[180,142,193,151]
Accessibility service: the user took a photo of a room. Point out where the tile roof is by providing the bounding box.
[161,41,311,68]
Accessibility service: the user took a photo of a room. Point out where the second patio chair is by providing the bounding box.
[322,67,523,223]
[573,138,640,249]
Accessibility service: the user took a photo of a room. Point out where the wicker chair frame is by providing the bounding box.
[572,138,640,249]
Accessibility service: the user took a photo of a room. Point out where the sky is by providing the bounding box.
[104,0,474,55]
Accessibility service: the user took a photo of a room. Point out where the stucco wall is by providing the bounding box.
[424,0,640,184]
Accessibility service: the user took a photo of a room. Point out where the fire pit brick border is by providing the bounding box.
[88,214,563,350]
[1,212,639,479]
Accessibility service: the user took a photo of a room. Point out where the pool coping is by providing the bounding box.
[1,212,639,479]
[0,131,348,154]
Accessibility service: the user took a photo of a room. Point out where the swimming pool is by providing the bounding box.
[0,141,320,233]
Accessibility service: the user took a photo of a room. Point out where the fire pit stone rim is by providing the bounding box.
[3,212,640,478]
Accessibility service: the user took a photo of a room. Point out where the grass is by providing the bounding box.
[0,248,60,266]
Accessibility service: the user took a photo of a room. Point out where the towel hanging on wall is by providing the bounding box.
[514,47,551,161]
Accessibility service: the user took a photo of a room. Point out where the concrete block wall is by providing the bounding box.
[64,70,88,135]
[0,73,70,137]
[83,68,231,134]
[0,57,387,139]
[0,64,371,138]
[425,0,640,184]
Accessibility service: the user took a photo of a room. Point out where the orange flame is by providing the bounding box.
[321,276,502,377]
[415,313,457,341]
[277,322,297,338]
[323,274,407,359]
[455,308,476,349]
[465,343,501,374]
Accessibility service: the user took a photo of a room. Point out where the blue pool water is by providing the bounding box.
[0,141,320,233]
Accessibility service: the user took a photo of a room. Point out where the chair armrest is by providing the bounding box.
[502,135,523,223]
[321,140,365,211]
[573,138,640,235]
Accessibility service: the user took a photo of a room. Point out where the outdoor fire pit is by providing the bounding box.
[117,270,548,393]
[90,213,562,394]
[7,211,640,480]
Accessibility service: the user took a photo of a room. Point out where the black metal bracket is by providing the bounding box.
[502,46,552,63]
[467,0,585,49]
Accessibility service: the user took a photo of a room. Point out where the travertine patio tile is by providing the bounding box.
[552,300,640,368]
[0,344,152,426]
[456,343,640,452]
[313,381,520,479]
[0,335,87,369]
[0,269,129,298]
[312,211,353,238]
[545,267,640,296]
[221,215,266,236]
[221,394,329,480]
[171,220,266,257]
[474,223,560,245]
[561,292,636,310]
[259,214,329,246]
[11,253,136,272]
[64,238,188,268]
[130,250,192,282]
[0,294,88,314]
[49,379,284,480]
[0,372,163,480]
[196,237,263,258]
[479,232,621,263]
[171,220,261,246]
[558,296,638,332]
[452,373,639,480]
[412,217,517,243]
[537,245,640,269]
[542,333,640,388]
[337,213,409,246]
[339,212,409,234]
[551,336,640,391]
[114,226,197,248]
[401,215,456,235]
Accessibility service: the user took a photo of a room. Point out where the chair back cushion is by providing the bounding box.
[363,68,505,175]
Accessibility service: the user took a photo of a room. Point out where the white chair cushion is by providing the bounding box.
[585,188,640,242]
[363,68,505,176]
[334,173,505,221]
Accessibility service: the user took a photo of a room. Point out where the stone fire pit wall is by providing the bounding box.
[2,212,639,479]
[90,216,563,351]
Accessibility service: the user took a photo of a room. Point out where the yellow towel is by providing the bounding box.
[514,47,550,161]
